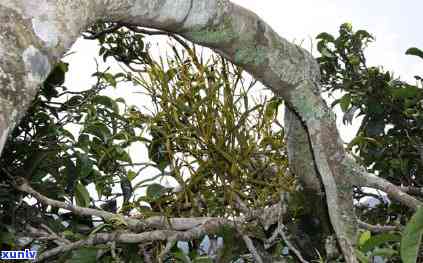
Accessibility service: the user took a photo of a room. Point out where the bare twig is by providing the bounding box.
[140,244,154,263]
[279,225,309,263]
[110,241,117,259]
[158,237,177,262]
[14,177,147,232]
[40,224,71,244]
[277,193,309,263]
[83,23,124,39]
[123,25,171,36]
[357,220,401,233]
[26,225,70,246]
[265,226,281,249]
[400,186,423,197]
[233,194,250,214]
[240,233,264,263]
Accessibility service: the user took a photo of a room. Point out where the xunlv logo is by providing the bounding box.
[1,249,37,260]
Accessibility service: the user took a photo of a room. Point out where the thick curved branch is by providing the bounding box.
[1,1,390,261]
[284,106,324,194]
[284,106,352,255]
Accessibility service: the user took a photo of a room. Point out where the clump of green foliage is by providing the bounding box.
[317,23,423,263]
[0,23,292,262]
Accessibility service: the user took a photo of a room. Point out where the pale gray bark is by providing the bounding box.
[284,106,333,256]
[2,1,419,262]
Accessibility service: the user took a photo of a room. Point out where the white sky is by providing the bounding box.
[62,1,422,203]
[232,0,422,81]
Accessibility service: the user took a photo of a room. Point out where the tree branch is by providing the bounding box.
[240,232,264,263]
[35,218,231,262]
[349,162,423,210]
[82,23,124,39]
[400,186,423,197]
[14,177,147,232]
[357,220,401,233]
[15,176,291,262]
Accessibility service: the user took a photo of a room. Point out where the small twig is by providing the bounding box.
[279,225,309,263]
[40,224,71,244]
[358,220,401,233]
[14,177,147,232]
[239,232,263,263]
[140,244,154,263]
[110,241,117,259]
[400,186,423,197]
[159,237,177,262]
[83,23,124,39]
[264,225,281,249]
[233,193,250,214]
[123,25,171,36]
[277,193,309,263]
[26,225,69,246]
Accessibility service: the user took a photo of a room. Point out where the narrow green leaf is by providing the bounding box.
[76,152,93,179]
[361,233,401,253]
[83,122,111,142]
[316,32,335,42]
[406,47,423,60]
[103,72,117,87]
[146,183,166,200]
[193,257,214,263]
[263,98,282,124]
[340,94,351,112]
[75,182,90,207]
[358,230,371,247]
[89,223,111,236]
[371,247,398,258]
[401,207,423,263]
[355,248,370,263]
[92,95,120,113]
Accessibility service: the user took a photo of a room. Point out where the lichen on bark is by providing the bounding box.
[185,16,237,44]
[234,46,266,65]
[290,80,336,123]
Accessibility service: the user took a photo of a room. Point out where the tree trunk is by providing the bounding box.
[285,106,333,258]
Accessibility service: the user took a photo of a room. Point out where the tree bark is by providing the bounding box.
[0,1,379,261]
[284,106,333,258]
